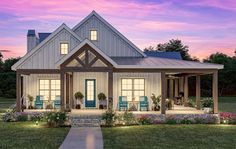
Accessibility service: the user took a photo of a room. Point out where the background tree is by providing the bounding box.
[0,52,3,72]
[144,39,192,60]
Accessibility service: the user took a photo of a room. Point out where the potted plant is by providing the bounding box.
[202,97,213,114]
[74,92,84,109]
[151,94,161,111]
[27,95,34,109]
[98,92,107,109]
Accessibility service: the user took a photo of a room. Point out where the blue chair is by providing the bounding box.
[54,96,61,109]
[118,96,128,111]
[35,95,43,109]
[140,96,149,111]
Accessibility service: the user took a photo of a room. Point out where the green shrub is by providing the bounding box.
[17,114,28,121]
[201,98,213,108]
[180,119,193,124]
[98,92,106,101]
[123,111,136,125]
[137,115,152,125]
[166,119,177,124]
[102,110,116,127]
[46,112,67,127]
[2,109,17,122]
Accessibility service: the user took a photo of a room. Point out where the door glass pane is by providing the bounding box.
[87,81,94,101]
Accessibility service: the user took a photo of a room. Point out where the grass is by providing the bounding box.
[102,125,236,149]
[219,96,236,113]
[0,122,69,149]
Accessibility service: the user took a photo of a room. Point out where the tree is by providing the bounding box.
[144,39,192,60]
[203,52,236,96]
[0,52,3,72]
[3,57,20,72]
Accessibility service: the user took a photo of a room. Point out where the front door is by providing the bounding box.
[85,79,96,107]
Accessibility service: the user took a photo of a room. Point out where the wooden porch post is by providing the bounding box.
[161,72,166,114]
[179,77,184,93]
[69,73,73,109]
[65,73,70,110]
[169,79,174,100]
[196,75,201,110]
[108,71,113,110]
[213,71,218,114]
[60,72,65,111]
[174,79,179,97]
[184,76,189,106]
[16,72,21,112]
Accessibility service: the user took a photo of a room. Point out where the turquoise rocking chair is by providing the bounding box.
[35,95,43,109]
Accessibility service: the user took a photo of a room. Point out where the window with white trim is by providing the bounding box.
[90,30,97,41]
[121,78,145,101]
[60,43,69,54]
[39,80,60,100]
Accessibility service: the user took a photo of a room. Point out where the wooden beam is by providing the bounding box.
[196,75,201,110]
[60,72,65,111]
[16,72,21,112]
[174,79,179,97]
[161,72,166,114]
[17,69,60,74]
[108,71,113,110]
[69,73,73,109]
[169,79,174,100]
[184,76,189,106]
[213,71,218,114]
[65,73,70,110]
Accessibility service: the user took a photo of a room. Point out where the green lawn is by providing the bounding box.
[103,125,236,149]
[219,96,236,113]
[0,122,69,149]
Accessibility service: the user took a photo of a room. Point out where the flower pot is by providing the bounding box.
[203,107,212,114]
[75,104,81,109]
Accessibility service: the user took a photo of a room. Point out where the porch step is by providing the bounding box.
[70,115,102,127]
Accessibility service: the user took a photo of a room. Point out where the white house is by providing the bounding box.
[12,11,223,114]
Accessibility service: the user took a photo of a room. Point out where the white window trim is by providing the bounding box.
[60,42,69,55]
[90,29,98,41]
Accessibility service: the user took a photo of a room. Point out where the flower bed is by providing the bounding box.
[220,112,236,124]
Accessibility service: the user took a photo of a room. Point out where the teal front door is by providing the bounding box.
[85,79,96,107]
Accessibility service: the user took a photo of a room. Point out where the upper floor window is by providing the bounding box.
[60,43,69,55]
[90,30,97,41]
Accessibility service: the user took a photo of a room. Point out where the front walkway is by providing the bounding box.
[60,127,103,149]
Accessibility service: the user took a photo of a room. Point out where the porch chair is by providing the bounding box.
[35,95,43,109]
[118,96,128,111]
[139,96,149,111]
[54,96,61,109]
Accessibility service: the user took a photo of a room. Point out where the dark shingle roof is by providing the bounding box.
[144,51,182,60]
[38,33,51,42]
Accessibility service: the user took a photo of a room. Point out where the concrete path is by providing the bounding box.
[60,127,103,149]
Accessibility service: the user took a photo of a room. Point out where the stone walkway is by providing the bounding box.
[59,127,103,149]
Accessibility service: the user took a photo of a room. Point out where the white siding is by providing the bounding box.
[74,15,142,57]
[113,73,161,110]
[19,29,80,69]
[73,72,108,109]
[22,74,60,107]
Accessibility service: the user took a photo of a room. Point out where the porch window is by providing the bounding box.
[39,79,60,100]
[121,78,145,101]
[60,43,69,55]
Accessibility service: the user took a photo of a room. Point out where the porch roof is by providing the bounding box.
[112,57,223,70]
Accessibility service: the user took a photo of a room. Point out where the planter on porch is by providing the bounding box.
[98,93,107,109]
[74,92,84,109]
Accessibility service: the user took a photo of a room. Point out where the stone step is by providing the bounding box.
[72,123,100,127]
[72,119,100,123]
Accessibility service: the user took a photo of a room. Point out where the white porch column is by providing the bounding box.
[184,76,189,106]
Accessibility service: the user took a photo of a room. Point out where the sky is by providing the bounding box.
[0,0,236,60]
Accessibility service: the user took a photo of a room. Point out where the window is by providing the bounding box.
[60,43,68,54]
[39,80,60,100]
[90,30,97,41]
[121,78,145,101]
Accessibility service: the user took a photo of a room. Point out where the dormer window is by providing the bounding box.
[90,30,97,41]
[60,43,68,55]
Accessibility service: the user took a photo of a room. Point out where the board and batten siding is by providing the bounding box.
[73,72,108,109]
[22,74,60,107]
[74,15,142,57]
[113,73,161,110]
[19,29,80,69]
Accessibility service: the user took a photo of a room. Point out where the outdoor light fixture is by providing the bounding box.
[223,120,228,124]
[35,121,39,125]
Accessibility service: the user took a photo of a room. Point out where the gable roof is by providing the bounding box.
[56,39,118,67]
[144,51,182,60]
[12,23,83,70]
[72,11,146,58]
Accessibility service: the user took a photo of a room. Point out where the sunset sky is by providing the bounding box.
[0,0,235,60]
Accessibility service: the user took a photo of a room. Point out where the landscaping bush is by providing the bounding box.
[123,111,136,125]
[220,112,236,124]
[46,112,68,127]
[16,113,28,121]
[2,109,17,122]
[137,115,152,125]
[102,110,116,127]
[201,98,213,108]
